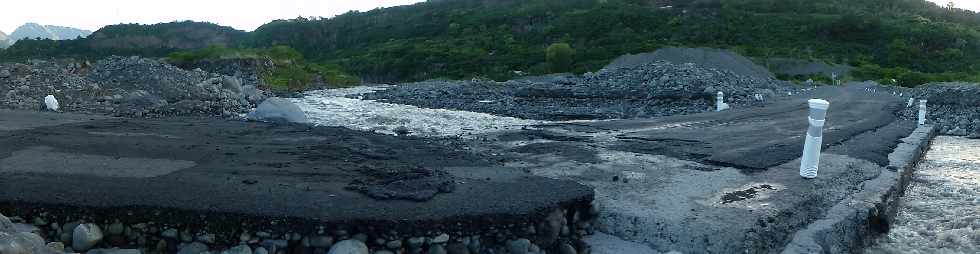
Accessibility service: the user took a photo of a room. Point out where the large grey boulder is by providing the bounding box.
[72,223,104,252]
[0,213,58,254]
[326,240,368,254]
[246,98,308,124]
[222,76,243,93]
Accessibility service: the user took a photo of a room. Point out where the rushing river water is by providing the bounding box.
[289,86,545,137]
[865,136,980,254]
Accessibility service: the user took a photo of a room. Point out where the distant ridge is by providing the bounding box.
[0,30,9,48]
[9,23,92,41]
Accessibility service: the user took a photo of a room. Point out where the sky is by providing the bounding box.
[1,0,426,34]
[928,0,980,12]
[2,0,979,35]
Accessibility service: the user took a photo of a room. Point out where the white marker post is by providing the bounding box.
[907,98,914,108]
[800,99,830,179]
[716,91,730,112]
[918,100,928,125]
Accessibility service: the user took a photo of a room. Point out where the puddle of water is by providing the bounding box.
[290,86,545,137]
[865,136,980,254]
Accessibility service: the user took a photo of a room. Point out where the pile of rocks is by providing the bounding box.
[363,61,798,121]
[0,212,59,254]
[0,56,270,118]
[1,203,598,254]
[884,82,980,136]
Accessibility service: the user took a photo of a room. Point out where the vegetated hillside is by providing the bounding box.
[2,0,980,86]
[247,0,980,85]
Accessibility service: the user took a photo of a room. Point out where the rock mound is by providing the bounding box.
[363,61,796,121]
[885,83,980,136]
[0,57,270,118]
[605,47,774,80]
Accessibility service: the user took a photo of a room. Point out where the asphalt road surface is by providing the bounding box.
[566,84,915,170]
[0,110,592,227]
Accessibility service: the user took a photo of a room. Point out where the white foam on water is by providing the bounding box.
[865,136,980,254]
[290,86,546,137]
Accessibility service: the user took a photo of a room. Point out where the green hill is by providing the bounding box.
[2,0,980,87]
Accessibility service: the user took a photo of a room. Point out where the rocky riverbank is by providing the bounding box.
[361,61,800,121]
[1,201,598,254]
[881,83,980,136]
[0,56,270,118]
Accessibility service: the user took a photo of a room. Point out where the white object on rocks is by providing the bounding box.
[715,91,730,112]
[71,223,104,252]
[907,98,914,108]
[326,239,368,254]
[918,100,928,125]
[800,99,830,179]
[246,98,309,124]
[44,95,59,111]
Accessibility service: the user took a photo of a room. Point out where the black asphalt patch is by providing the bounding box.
[0,113,593,224]
[599,85,908,169]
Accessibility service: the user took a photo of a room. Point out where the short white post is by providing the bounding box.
[907,98,914,108]
[918,100,927,125]
[716,91,729,111]
[800,99,830,179]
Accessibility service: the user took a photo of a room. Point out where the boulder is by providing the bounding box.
[176,242,209,254]
[326,240,368,254]
[221,245,252,254]
[72,223,104,252]
[44,95,59,111]
[246,98,309,124]
[222,76,243,93]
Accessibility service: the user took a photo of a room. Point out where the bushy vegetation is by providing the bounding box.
[168,45,360,91]
[3,0,980,87]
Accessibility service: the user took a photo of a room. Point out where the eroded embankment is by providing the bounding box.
[781,125,936,253]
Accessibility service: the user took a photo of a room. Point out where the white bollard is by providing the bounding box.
[716,91,730,111]
[800,99,830,179]
[907,98,914,108]
[918,100,927,125]
[44,95,59,111]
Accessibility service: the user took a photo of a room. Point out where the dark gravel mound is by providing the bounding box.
[0,57,269,118]
[363,61,797,121]
[605,47,775,79]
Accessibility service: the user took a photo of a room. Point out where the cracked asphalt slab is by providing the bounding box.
[0,83,925,253]
[0,109,593,228]
[557,84,914,170]
[474,84,924,253]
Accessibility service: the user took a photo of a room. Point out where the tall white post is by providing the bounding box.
[918,100,928,125]
[800,99,830,179]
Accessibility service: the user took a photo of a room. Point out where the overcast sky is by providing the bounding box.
[1,0,426,34]
[2,0,978,35]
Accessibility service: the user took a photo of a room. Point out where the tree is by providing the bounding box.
[546,42,575,73]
